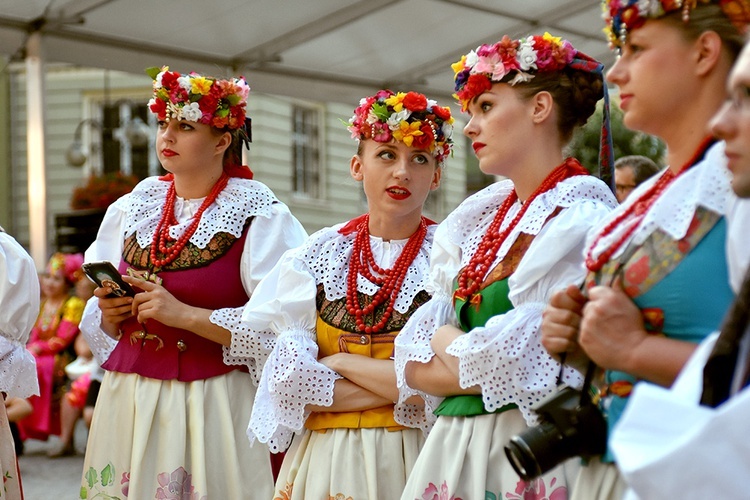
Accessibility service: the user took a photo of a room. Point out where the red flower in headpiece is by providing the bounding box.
[149,98,167,118]
[160,71,180,90]
[457,74,493,108]
[403,91,428,112]
[433,106,452,121]
[412,124,435,150]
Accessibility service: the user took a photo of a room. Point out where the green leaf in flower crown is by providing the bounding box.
[371,102,390,122]
[145,67,162,80]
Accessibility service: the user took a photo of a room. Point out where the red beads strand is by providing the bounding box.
[453,158,589,304]
[150,172,229,268]
[346,215,427,333]
[585,137,715,272]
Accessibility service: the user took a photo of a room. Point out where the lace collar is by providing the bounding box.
[447,175,616,267]
[589,142,731,261]
[115,176,279,249]
[297,223,436,314]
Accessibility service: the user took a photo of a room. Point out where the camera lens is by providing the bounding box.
[504,421,566,482]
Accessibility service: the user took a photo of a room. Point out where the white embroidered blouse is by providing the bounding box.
[79,176,308,384]
[243,222,436,452]
[394,174,618,433]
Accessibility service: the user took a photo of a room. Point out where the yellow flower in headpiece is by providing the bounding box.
[191,76,212,96]
[451,55,467,78]
[392,120,424,147]
[384,92,407,113]
[542,32,562,45]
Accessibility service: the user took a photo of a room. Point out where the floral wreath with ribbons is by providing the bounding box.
[451,32,614,190]
[346,90,455,165]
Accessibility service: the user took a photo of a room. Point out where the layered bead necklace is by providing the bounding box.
[453,158,589,305]
[150,172,230,268]
[585,137,714,273]
[345,214,428,333]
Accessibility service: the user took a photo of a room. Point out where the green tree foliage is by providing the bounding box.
[567,98,666,175]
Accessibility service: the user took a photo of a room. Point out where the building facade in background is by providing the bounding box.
[1,64,469,259]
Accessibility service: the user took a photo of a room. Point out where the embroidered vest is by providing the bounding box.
[103,223,250,381]
[305,287,430,431]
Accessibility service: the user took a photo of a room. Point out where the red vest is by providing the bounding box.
[103,227,249,381]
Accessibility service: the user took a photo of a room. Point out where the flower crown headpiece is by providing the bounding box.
[146,66,250,131]
[453,33,616,191]
[346,90,455,164]
[47,252,84,285]
[451,33,602,111]
[602,0,750,48]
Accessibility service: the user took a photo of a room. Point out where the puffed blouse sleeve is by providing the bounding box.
[79,202,125,365]
[445,186,616,426]
[214,202,308,383]
[0,231,40,398]
[393,219,462,433]
[243,236,342,453]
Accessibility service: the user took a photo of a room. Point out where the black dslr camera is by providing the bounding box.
[504,383,607,481]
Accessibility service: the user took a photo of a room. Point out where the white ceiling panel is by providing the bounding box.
[0,0,615,103]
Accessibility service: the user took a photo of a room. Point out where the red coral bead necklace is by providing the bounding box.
[453,158,589,305]
[150,172,230,268]
[346,214,427,333]
[585,137,714,273]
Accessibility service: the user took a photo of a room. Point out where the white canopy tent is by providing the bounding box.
[0,0,614,264]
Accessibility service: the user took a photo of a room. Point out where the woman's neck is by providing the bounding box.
[172,165,224,199]
[661,80,726,173]
[367,211,423,241]
[510,150,565,202]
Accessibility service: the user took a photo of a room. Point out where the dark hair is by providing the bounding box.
[661,4,745,63]
[615,155,661,185]
[210,127,244,169]
[511,68,604,143]
[224,129,244,169]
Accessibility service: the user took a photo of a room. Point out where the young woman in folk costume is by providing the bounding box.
[78,67,307,499]
[394,34,618,500]
[0,228,40,499]
[19,252,84,443]
[242,90,454,500]
[541,2,750,498]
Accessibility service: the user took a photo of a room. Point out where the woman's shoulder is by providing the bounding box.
[549,174,618,208]
[445,179,514,224]
[296,224,351,257]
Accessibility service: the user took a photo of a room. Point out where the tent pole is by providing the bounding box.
[25,31,47,269]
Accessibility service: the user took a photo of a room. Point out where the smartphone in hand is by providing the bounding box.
[81,261,136,298]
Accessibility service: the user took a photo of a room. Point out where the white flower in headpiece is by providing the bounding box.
[517,40,538,71]
[465,50,479,72]
[366,109,380,125]
[508,72,534,86]
[638,0,661,16]
[181,102,203,122]
[442,122,454,141]
[386,109,411,130]
[427,99,438,108]
[177,75,193,93]
[155,70,166,88]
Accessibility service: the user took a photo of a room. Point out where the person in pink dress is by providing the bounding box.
[18,252,84,444]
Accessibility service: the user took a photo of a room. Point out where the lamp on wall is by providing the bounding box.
[65,101,151,167]
[65,118,99,167]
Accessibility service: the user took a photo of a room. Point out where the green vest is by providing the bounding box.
[434,278,518,417]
